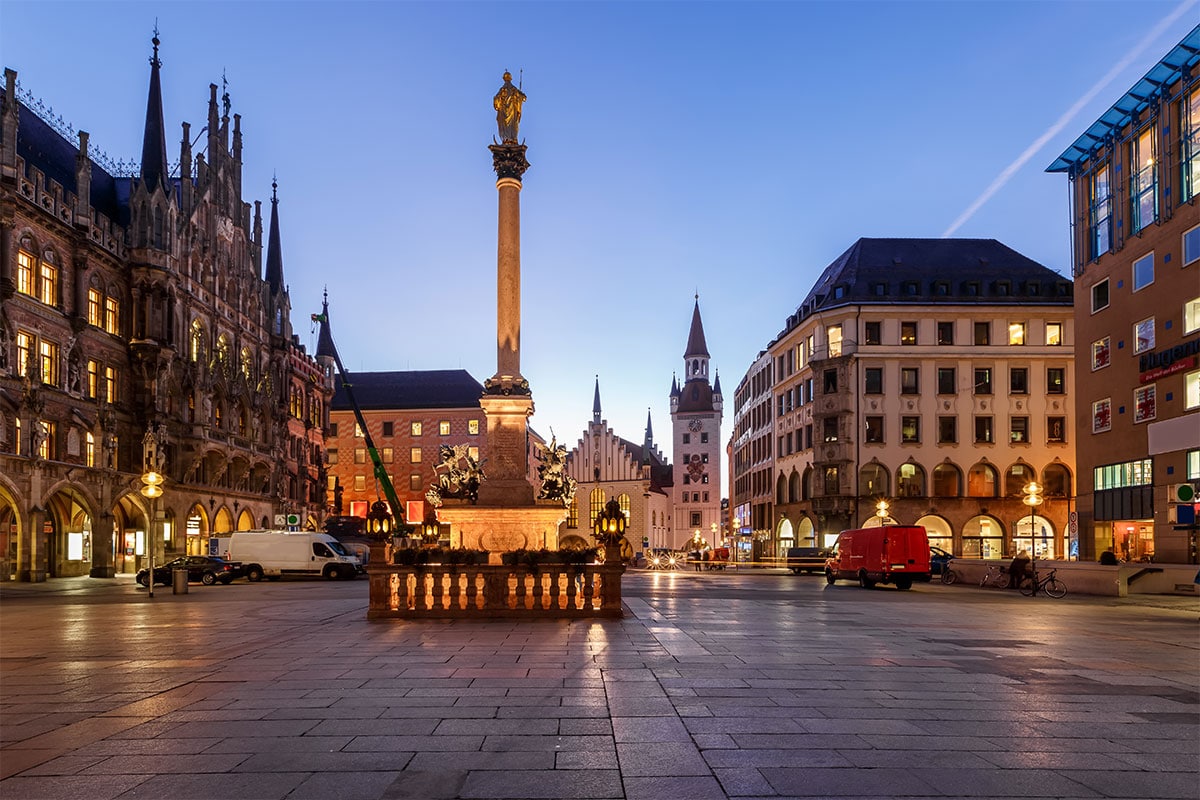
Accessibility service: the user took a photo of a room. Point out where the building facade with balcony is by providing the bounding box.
[0,42,329,582]
[1047,27,1199,563]
[736,238,1076,560]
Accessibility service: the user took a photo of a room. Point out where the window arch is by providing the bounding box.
[788,470,801,503]
[190,320,205,363]
[567,497,578,529]
[858,462,890,497]
[589,488,605,526]
[932,463,962,497]
[1042,463,1072,497]
[896,462,926,497]
[776,473,787,505]
[967,462,999,497]
[617,494,630,518]
[802,466,813,501]
[1005,462,1037,497]
[240,348,254,381]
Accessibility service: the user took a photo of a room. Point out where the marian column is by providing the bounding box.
[478,72,534,506]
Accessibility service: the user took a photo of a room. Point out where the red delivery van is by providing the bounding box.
[824,526,931,590]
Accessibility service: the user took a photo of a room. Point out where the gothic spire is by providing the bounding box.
[644,408,654,442]
[139,27,170,195]
[713,371,723,396]
[592,375,602,424]
[684,295,710,359]
[315,288,335,360]
[265,178,284,293]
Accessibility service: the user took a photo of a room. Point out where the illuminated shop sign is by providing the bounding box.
[1139,337,1199,384]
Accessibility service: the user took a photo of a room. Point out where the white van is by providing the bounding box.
[211,530,361,581]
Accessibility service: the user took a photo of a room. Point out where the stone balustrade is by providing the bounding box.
[367,562,625,619]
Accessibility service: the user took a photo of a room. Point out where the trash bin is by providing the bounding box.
[172,568,189,595]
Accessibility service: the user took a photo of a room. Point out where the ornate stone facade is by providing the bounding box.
[0,41,329,581]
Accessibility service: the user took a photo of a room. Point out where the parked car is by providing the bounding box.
[929,546,954,576]
[136,556,244,587]
[785,547,830,574]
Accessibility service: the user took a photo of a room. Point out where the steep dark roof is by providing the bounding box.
[676,381,715,413]
[330,370,484,411]
[780,238,1072,338]
[139,38,170,195]
[617,436,673,492]
[315,296,336,360]
[15,105,126,224]
[264,182,284,292]
[684,299,710,358]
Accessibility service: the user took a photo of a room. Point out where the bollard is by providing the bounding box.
[172,568,189,595]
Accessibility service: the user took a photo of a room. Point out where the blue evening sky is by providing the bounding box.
[3,2,1197,498]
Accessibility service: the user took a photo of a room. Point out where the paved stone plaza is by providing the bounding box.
[0,571,1197,800]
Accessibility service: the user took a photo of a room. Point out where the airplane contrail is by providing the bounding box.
[942,5,1198,238]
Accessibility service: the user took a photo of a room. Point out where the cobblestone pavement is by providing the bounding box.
[1,571,1197,800]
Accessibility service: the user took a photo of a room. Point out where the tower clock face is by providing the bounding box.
[688,419,702,432]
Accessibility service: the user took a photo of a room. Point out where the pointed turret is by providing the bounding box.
[263,179,292,340]
[684,296,710,359]
[643,408,654,465]
[265,179,284,293]
[592,376,602,424]
[314,289,336,384]
[139,31,170,195]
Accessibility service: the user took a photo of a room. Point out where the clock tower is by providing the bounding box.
[670,296,724,550]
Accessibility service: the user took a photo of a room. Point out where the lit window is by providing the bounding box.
[85,432,95,467]
[1007,322,1026,345]
[104,366,117,403]
[827,324,843,357]
[409,474,422,491]
[39,340,59,386]
[901,416,920,443]
[102,297,119,334]
[1185,297,1200,335]
[1089,165,1111,258]
[1045,323,1063,346]
[88,288,103,326]
[190,320,204,362]
[1091,279,1109,313]
[1134,318,1155,354]
[1134,385,1156,424]
[37,261,57,306]
[1092,337,1111,370]
[900,322,917,345]
[1047,368,1065,394]
[381,447,393,463]
[37,420,52,460]
[16,332,32,379]
[1130,127,1157,233]
[1132,253,1154,292]
[411,422,422,436]
[439,421,450,436]
[353,475,366,492]
[1185,369,1200,411]
[468,446,479,461]
[1010,416,1029,443]
[410,447,422,464]
[1092,398,1112,433]
[327,449,339,465]
[1185,88,1200,202]
[354,448,365,464]
[468,419,480,435]
[16,251,34,296]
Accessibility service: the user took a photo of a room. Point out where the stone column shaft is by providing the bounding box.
[496,177,522,381]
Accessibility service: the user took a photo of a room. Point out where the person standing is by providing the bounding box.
[1008,549,1031,589]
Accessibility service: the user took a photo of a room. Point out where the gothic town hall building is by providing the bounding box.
[0,37,329,581]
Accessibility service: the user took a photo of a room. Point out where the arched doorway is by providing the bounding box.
[0,483,20,581]
[916,514,953,553]
[795,516,816,545]
[777,517,795,553]
[962,515,1005,559]
[236,509,255,531]
[44,488,97,579]
[1014,513,1056,560]
[185,504,209,556]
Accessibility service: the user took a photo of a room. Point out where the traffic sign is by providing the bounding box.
[1068,511,1078,535]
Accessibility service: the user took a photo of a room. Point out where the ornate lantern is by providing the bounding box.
[366,500,393,539]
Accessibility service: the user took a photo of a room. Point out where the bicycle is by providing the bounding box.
[1018,568,1067,598]
[939,557,959,585]
[979,564,1009,588]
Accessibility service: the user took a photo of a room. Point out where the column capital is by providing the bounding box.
[489,143,529,181]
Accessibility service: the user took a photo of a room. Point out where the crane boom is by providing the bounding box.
[312,311,405,531]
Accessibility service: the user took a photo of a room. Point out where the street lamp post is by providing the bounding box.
[366,500,394,539]
[1023,481,1043,563]
[140,426,166,599]
[593,498,627,564]
[876,498,891,526]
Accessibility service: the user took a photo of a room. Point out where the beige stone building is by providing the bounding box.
[734,238,1076,560]
[1047,28,1199,563]
[559,379,672,555]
